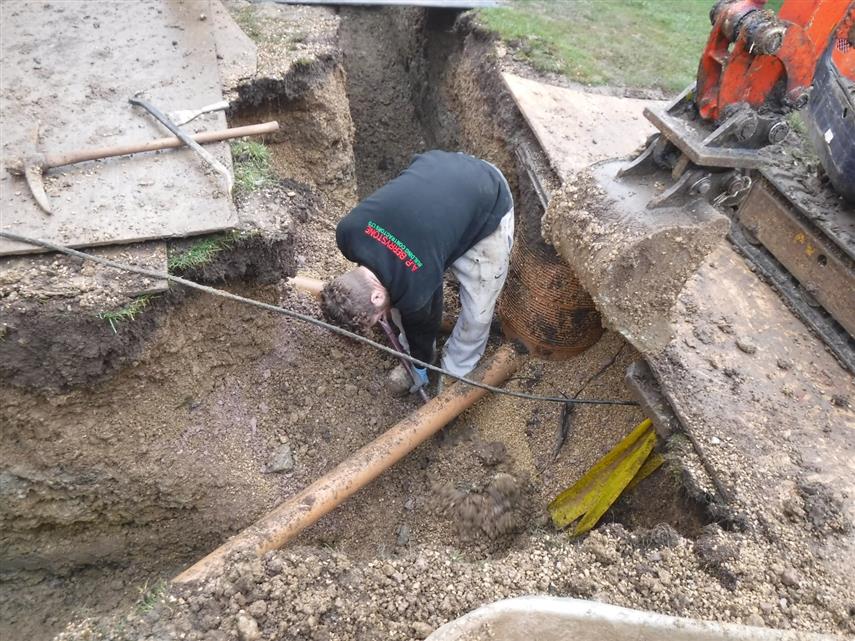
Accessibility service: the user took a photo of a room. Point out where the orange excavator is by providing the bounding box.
[616,0,855,369]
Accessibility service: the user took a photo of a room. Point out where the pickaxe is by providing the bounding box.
[5,121,280,214]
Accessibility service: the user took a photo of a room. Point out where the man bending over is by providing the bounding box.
[320,150,514,395]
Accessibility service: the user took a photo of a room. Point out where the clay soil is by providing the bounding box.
[3,4,854,641]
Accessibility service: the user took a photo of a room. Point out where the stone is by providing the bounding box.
[745,613,765,627]
[236,613,260,641]
[412,622,433,639]
[780,568,801,588]
[736,337,757,354]
[396,524,411,546]
[247,600,267,618]
[267,445,294,473]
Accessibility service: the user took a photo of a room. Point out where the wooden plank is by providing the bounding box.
[501,72,663,178]
[0,0,238,256]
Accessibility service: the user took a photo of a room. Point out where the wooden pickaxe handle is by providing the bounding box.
[40,121,280,170]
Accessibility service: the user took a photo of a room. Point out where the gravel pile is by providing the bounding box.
[58,517,855,640]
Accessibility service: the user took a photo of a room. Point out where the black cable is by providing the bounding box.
[0,231,638,407]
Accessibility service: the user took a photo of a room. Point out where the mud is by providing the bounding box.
[0,187,297,392]
[225,0,357,212]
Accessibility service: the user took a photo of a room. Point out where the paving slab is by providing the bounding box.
[211,0,258,93]
[502,72,663,177]
[0,0,237,256]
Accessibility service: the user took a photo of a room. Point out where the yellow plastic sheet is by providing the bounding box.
[548,418,662,536]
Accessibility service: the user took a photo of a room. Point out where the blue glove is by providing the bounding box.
[409,367,429,394]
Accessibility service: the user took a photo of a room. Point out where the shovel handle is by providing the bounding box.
[42,121,280,170]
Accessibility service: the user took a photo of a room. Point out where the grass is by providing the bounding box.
[231,140,274,197]
[98,294,156,334]
[167,230,252,273]
[136,579,168,614]
[233,5,264,42]
[475,0,783,93]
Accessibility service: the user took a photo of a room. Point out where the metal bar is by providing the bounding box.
[644,106,765,169]
[379,317,431,403]
[129,97,234,194]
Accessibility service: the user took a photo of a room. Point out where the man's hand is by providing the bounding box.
[409,367,429,394]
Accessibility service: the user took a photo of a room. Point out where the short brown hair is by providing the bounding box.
[320,269,379,332]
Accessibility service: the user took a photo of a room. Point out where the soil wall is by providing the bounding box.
[0,39,347,640]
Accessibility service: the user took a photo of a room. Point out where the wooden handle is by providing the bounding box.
[43,121,280,169]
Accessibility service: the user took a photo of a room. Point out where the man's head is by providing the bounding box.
[320,266,389,332]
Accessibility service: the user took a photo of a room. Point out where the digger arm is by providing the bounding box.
[695,0,855,121]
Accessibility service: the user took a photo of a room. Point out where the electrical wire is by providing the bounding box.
[0,231,638,407]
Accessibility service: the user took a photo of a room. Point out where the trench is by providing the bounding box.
[1,7,714,641]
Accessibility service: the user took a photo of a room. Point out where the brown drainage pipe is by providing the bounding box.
[287,275,325,298]
[173,343,523,584]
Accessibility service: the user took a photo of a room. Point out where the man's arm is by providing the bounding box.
[399,286,443,364]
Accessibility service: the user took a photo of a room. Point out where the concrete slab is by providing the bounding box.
[211,0,258,92]
[502,73,663,177]
[0,0,237,256]
[650,244,855,526]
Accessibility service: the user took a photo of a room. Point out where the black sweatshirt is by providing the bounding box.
[336,150,512,363]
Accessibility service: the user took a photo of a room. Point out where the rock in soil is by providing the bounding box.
[267,444,295,473]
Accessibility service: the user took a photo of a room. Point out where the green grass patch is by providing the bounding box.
[98,294,156,334]
[167,230,252,273]
[232,140,274,197]
[233,6,264,43]
[136,579,168,614]
[476,0,782,93]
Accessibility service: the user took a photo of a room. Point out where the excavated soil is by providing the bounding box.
[4,5,854,641]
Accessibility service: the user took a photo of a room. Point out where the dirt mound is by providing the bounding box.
[59,519,855,641]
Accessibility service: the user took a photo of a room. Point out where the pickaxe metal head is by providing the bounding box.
[5,154,52,214]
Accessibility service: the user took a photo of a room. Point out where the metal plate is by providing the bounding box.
[761,165,855,263]
[0,0,237,256]
[738,178,855,337]
[644,106,766,169]
[502,73,662,179]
